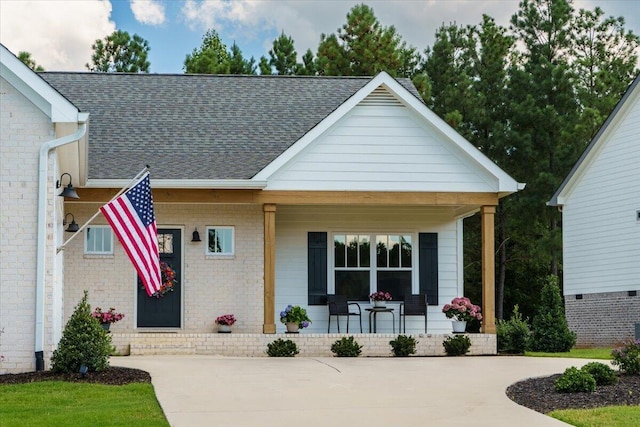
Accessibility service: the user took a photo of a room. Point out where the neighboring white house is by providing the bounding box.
[1,44,523,373]
[549,74,640,347]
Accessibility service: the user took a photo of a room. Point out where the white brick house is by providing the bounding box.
[550,74,640,347]
[1,44,522,373]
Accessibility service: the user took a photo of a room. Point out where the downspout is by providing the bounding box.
[35,122,87,371]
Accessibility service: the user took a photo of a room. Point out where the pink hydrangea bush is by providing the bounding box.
[442,297,482,322]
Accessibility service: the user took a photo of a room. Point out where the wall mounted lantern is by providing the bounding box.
[192,227,202,242]
[57,173,80,199]
[63,213,79,232]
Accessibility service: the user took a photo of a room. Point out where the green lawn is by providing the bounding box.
[0,381,169,427]
[550,405,640,427]
[525,348,613,360]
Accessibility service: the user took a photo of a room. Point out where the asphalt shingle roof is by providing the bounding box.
[40,72,421,181]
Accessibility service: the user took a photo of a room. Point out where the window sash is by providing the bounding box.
[333,233,414,300]
[84,226,113,254]
[206,227,234,255]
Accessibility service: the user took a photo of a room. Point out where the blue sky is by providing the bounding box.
[1,0,639,73]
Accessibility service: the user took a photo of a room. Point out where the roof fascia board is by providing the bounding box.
[85,179,267,189]
[549,73,640,206]
[0,44,79,123]
[255,71,522,194]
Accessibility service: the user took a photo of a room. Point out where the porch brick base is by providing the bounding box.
[111,333,496,357]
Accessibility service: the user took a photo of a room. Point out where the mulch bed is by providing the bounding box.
[507,373,640,413]
[0,367,150,386]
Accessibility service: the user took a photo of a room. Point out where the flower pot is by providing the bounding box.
[101,323,110,332]
[373,300,386,308]
[286,322,299,333]
[452,320,467,333]
[218,324,232,333]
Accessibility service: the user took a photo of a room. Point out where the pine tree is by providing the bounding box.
[228,42,256,74]
[87,30,150,73]
[269,31,298,75]
[51,291,112,373]
[184,29,230,74]
[528,275,576,352]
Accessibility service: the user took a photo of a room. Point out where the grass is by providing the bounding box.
[0,381,169,427]
[525,348,613,360]
[549,405,640,427]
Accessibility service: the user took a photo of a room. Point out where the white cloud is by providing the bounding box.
[179,0,524,59]
[131,0,166,25]
[0,0,115,71]
[179,0,639,62]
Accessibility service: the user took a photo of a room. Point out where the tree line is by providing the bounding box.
[20,0,639,320]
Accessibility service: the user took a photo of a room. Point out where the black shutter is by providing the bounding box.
[419,233,438,306]
[308,232,328,305]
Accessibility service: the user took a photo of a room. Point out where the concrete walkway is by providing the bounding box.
[112,355,593,427]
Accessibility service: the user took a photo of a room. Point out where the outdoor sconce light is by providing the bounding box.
[63,213,80,233]
[56,172,80,199]
[191,227,202,242]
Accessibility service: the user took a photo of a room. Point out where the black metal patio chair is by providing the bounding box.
[399,294,428,333]
[327,294,362,333]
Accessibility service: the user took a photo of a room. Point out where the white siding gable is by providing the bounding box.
[265,89,498,192]
[561,83,640,295]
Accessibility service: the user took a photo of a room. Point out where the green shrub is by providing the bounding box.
[51,291,112,373]
[581,362,618,386]
[612,339,640,375]
[497,305,531,354]
[443,334,471,356]
[555,366,596,393]
[331,336,363,357]
[389,335,417,357]
[528,275,576,352]
[266,338,299,357]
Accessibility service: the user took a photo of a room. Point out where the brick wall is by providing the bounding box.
[0,77,56,373]
[565,290,640,347]
[110,332,496,357]
[62,203,264,334]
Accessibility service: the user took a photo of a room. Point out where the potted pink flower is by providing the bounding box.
[215,314,236,333]
[442,297,482,333]
[370,291,392,307]
[91,307,124,331]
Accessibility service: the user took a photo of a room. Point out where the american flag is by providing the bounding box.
[100,172,161,296]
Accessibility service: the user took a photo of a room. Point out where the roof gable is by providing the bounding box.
[256,72,522,194]
[0,44,79,122]
[549,74,640,206]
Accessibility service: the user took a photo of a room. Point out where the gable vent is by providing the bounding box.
[359,86,404,107]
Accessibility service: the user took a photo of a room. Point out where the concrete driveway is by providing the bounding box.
[112,355,591,427]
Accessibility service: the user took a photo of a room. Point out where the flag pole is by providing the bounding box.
[56,166,150,253]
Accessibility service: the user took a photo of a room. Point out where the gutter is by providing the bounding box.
[35,121,87,371]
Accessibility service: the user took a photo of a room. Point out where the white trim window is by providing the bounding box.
[84,226,113,255]
[206,226,234,255]
[333,233,413,301]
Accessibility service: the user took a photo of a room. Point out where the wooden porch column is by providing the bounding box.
[263,204,277,333]
[481,205,496,334]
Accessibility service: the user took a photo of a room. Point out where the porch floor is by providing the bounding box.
[110,332,496,357]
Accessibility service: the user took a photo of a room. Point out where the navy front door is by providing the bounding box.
[137,228,182,327]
